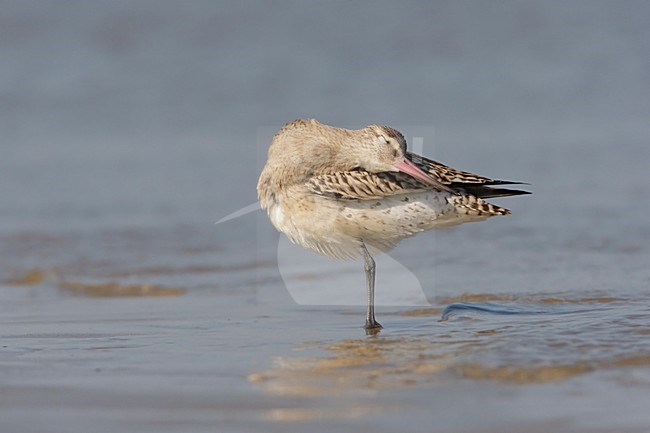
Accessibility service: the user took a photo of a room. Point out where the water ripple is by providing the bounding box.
[441,302,598,320]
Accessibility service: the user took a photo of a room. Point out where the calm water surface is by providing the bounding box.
[1,163,649,432]
[2,2,650,433]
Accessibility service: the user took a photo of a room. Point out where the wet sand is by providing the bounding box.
[1,224,649,433]
[2,2,650,431]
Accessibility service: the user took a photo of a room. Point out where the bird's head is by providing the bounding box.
[357,125,408,172]
[357,125,453,193]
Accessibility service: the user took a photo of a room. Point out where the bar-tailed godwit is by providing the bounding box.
[257,119,528,332]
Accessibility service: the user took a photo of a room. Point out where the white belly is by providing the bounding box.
[268,192,491,260]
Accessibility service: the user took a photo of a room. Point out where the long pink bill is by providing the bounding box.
[394,158,456,194]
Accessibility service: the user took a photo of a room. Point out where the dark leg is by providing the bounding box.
[360,242,382,332]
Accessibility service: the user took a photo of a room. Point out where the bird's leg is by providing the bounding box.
[360,242,382,332]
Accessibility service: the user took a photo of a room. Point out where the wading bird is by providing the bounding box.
[257,119,528,332]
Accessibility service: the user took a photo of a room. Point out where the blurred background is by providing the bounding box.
[1,2,650,432]
[2,0,649,233]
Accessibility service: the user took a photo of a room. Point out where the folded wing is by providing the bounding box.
[306,153,530,201]
[407,153,530,198]
[306,170,424,200]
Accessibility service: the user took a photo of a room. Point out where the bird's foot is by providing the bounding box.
[364,320,383,335]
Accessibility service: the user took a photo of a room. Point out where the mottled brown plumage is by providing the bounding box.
[257,119,529,331]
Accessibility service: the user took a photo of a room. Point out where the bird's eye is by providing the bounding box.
[392,148,399,158]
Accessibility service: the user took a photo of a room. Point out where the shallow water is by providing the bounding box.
[2,2,650,432]
[1,220,649,433]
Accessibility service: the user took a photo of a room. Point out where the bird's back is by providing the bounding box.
[258,120,529,259]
